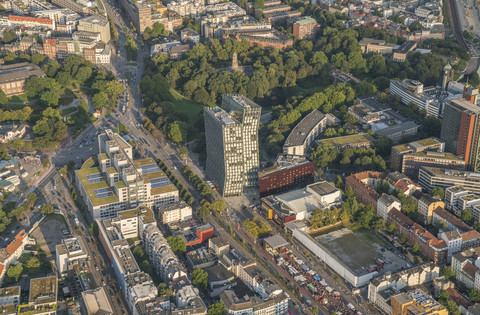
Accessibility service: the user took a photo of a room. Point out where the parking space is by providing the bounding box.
[30,214,69,257]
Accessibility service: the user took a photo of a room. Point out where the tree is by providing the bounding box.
[212,199,226,212]
[253,0,264,8]
[469,288,480,303]
[92,92,108,109]
[158,283,173,296]
[386,221,396,234]
[32,53,45,65]
[311,143,337,169]
[90,221,99,237]
[167,122,185,143]
[461,209,474,225]
[6,264,22,282]
[409,21,423,31]
[178,147,189,156]
[192,269,208,290]
[469,72,480,87]
[1,31,17,44]
[75,66,92,84]
[0,144,9,160]
[197,206,210,219]
[40,203,54,215]
[26,192,37,205]
[371,217,385,231]
[430,187,444,200]
[166,236,186,254]
[411,243,420,253]
[441,265,455,279]
[208,301,226,315]
[0,90,7,106]
[399,233,408,244]
[25,257,41,274]
[373,137,393,157]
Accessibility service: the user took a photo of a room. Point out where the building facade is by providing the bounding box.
[204,95,261,196]
[441,98,480,172]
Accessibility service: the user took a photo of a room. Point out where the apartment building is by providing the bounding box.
[42,37,112,64]
[75,130,178,219]
[451,247,480,290]
[283,109,329,156]
[51,0,93,14]
[158,201,192,224]
[441,98,480,172]
[293,16,318,40]
[377,194,401,222]
[418,167,480,194]
[345,171,385,209]
[166,0,205,17]
[0,286,20,315]
[0,62,45,96]
[27,276,58,315]
[55,237,88,274]
[417,193,445,225]
[204,95,261,196]
[0,122,29,144]
[0,229,32,282]
[8,15,55,29]
[389,79,441,117]
[258,154,315,198]
[116,0,152,32]
[368,263,440,315]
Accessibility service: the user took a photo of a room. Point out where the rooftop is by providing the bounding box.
[0,62,45,84]
[81,287,113,315]
[29,276,57,305]
[117,206,155,224]
[320,133,373,146]
[284,109,326,147]
[376,121,418,136]
[264,234,288,249]
[258,154,313,177]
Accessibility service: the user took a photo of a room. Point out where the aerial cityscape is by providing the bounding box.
[1,0,480,313]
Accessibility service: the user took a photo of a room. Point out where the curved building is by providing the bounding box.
[283,109,327,156]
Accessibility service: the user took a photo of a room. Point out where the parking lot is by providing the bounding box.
[31,214,69,258]
[271,245,359,315]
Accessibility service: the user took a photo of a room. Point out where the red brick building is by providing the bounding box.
[293,16,318,40]
[345,171,385,209]
[258,155,315,198]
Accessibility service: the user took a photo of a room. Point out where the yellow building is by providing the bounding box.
[391,289,448,315]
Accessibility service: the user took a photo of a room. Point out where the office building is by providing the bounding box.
[75,130,178,219]
[418,167,480,194]
[0,62,45,96]
[391,289,447,315]
[389,79,441,117]
[440,98,480,172]
[444,186,480,223]
[77,16,111,43]
[391,138,445,172]
[258,154,315,198]
[204,95,261,196]
[392,41,417,62]
[293,16,318,39]
[359,37,396,55]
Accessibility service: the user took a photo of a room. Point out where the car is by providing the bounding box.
[64,198,68,203]
[44,155,49,158]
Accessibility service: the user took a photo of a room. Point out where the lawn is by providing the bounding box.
[171,91,203,123]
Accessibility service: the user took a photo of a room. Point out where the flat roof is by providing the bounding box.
[264,234,288,249]
[284,109,326,147]
[395,41,416,54]
[29,276,57,304]
[0,62,45,84]
[320,133,372,146]
[376,121,418,136]
[81,287,113,315]
[308,181,339,196]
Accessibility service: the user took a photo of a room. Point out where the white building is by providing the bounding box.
[55,237,88,275]
[452,247,480,290]
[439,230,463,263]
[377,194,401,221]
[389,79,441,117]
[368,263,440,314]
[159,201,192,224]
[283,109,329,156]
[75,130,178,220]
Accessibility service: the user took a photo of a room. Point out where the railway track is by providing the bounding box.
[448,0,469,50]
